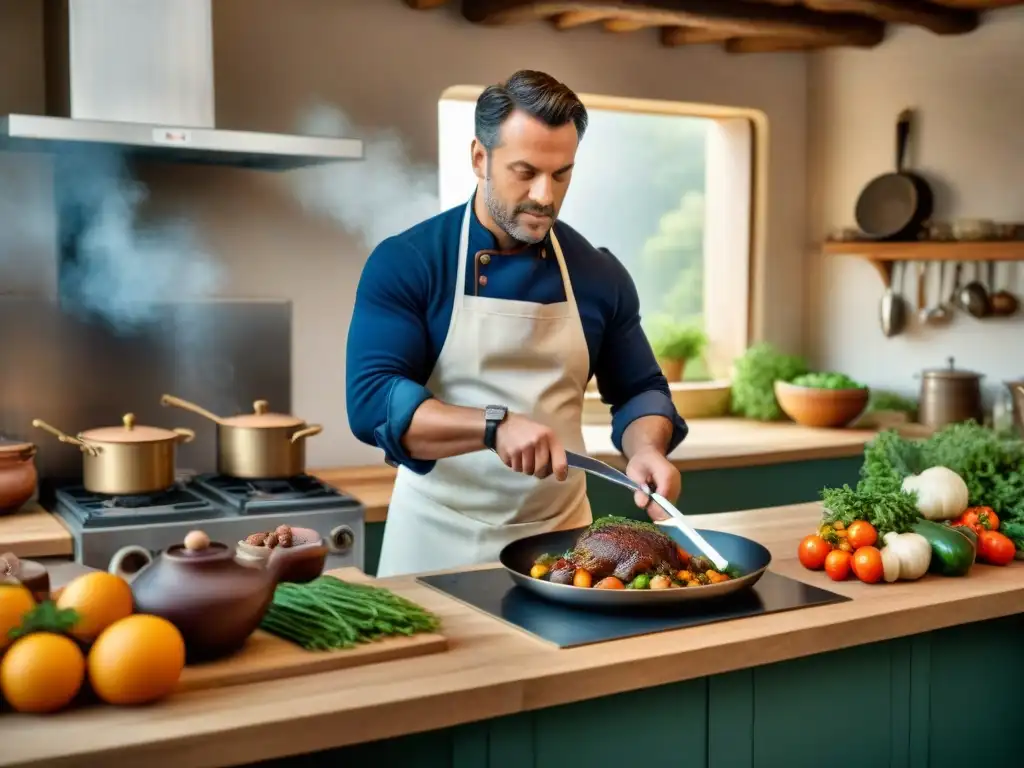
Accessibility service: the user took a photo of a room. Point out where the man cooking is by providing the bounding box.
[346,69,689,578]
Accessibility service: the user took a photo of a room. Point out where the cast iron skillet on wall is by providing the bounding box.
[854,109,933,241]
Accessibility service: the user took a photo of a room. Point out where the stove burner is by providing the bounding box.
[190,473,356,515]
[55,484,221,528]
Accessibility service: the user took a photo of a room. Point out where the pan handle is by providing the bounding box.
[30,419,100,456]
[895,109,912,173]
[160,394,223,425]
[290,425,323,444]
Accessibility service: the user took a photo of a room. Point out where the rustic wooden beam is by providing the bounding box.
[724,35,827,51]
[603,18,657,31]
[661,26,741,44]
[752,0,977,34]
[552,10,609,27]
[404,0,452,8]
[461,1,886,46]
[930,0,1024,7]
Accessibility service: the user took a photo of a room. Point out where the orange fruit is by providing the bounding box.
[0,632,85,713]
[56,572,134,642]
[0,583,36,651]
[88,614,185,705]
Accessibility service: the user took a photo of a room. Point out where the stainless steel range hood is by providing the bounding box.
[0,0,363,170]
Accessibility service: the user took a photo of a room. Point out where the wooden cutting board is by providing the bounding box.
[175,568,448,693]
[0,504,74,558]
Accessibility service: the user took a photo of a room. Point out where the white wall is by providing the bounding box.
[806,7,1024,402]
[0,0,810,468]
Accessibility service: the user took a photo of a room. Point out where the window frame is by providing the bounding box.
[437,85,767,384]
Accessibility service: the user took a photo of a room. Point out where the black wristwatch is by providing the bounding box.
[483,405,508,451]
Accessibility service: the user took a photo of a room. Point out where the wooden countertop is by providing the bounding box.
[0,503,73,558]
[5,501,1023,768]
[314,418,892,522]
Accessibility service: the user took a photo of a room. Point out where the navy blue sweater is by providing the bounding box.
[346,198,688,473]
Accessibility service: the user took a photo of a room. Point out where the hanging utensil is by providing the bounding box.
[160,395,322,479]
[959,262,989,318]
[854,109,933,241]
[919,261,951,326]
[990,261,1019,317]
[563,450,729,571]
[880,261,909,337]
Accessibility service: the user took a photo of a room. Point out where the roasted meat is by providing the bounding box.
[563,516,684,583]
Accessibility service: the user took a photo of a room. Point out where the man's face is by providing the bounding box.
[472,110,578,245]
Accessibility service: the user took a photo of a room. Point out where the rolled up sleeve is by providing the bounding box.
[345,238,436,474]
[593,253,689,456]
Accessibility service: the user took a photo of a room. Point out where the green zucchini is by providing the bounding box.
[912,519,977,577]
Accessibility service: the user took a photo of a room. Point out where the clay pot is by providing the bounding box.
[0,441,37,514]
[161,395,322,479]
[658,358,686,383]
[774,381,870,429]
[110,528,327,663]
[0,553,50,602]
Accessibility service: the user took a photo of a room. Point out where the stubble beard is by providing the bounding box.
[484,176,551,246]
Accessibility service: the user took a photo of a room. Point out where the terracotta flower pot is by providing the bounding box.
[658,358,686,383]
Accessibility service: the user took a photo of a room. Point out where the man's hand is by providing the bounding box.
[495,413,569,480]
[625,448,681,521]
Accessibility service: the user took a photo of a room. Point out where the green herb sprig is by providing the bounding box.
[820,485,921,535]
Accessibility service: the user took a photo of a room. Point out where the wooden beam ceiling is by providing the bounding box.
[404,0,1007,53]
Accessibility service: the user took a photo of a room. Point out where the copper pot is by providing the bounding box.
[0,440,38,514]
[160,394,322,479]
[31,414,195,495]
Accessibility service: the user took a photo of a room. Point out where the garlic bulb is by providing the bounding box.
[901,466,969,521]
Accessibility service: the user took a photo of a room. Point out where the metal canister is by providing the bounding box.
[1005,380,1024,436]
[917,357,984,429]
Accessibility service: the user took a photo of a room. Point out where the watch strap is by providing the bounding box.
[483,405,507,450]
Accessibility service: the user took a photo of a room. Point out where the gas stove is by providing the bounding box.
[54,473,365,573]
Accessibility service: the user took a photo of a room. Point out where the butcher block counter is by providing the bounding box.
[0,504,73,558]
[4,502,1023,768]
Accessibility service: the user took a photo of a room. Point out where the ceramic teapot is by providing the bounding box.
[110,528,327,663]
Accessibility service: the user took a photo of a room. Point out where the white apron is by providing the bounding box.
[376,201,592,577]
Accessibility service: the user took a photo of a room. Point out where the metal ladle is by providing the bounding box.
[959,262,990,318]
[880,261,909,337]
[919,261,952,326]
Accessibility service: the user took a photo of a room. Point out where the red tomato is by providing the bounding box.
[798,535,831,570]
[959,507,1000,534]
[846,520,878,549]
[977,530,1016,566]
[851,546,884,584]
[824,549,851,581]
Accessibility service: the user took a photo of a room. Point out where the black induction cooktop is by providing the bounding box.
[418,567,849,648]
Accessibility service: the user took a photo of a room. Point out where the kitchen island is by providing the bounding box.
[3,502,1022,768]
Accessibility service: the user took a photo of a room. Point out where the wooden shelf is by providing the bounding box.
[823,240,1024,286]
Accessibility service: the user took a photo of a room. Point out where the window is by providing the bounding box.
[438,87,762,384]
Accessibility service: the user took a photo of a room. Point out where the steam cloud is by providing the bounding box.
[287,104,440,248]
[55,150,223,332]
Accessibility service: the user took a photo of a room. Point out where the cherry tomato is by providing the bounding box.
[824,549,852,581]
[798,535,831,570]
[846,520,878,549]
[851,546,884,584]
[977,530,1016,566]
[959,507,1000,534]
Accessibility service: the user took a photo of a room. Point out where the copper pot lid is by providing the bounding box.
[921,357,983,380]
[79,413,184,444]
[221,400,303,429]
[0,439,35,455]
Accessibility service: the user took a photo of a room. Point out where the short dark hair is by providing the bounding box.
[474,70,588,153]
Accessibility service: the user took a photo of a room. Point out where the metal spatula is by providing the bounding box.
[565,451,729,571]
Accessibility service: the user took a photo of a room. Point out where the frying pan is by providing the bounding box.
[499,525,771,608]
[855,109,933,241]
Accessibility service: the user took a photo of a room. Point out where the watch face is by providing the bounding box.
[485,406,506,421]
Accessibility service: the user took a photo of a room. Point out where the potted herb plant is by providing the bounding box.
[649,324,708,382]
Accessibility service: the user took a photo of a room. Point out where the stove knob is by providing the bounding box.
[329,525,355,554]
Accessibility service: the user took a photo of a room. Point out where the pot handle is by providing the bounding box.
[290,425,323,444]
[108,545,153,582]
[160,394,224,424]
[30,419,100,456]
[172,428,196,444]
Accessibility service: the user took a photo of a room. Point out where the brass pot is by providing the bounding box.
[32,414,195,495]
[160,395,322,479]
[0,440,38,514]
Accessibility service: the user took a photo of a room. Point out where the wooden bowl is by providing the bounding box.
[774,381,870,428]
